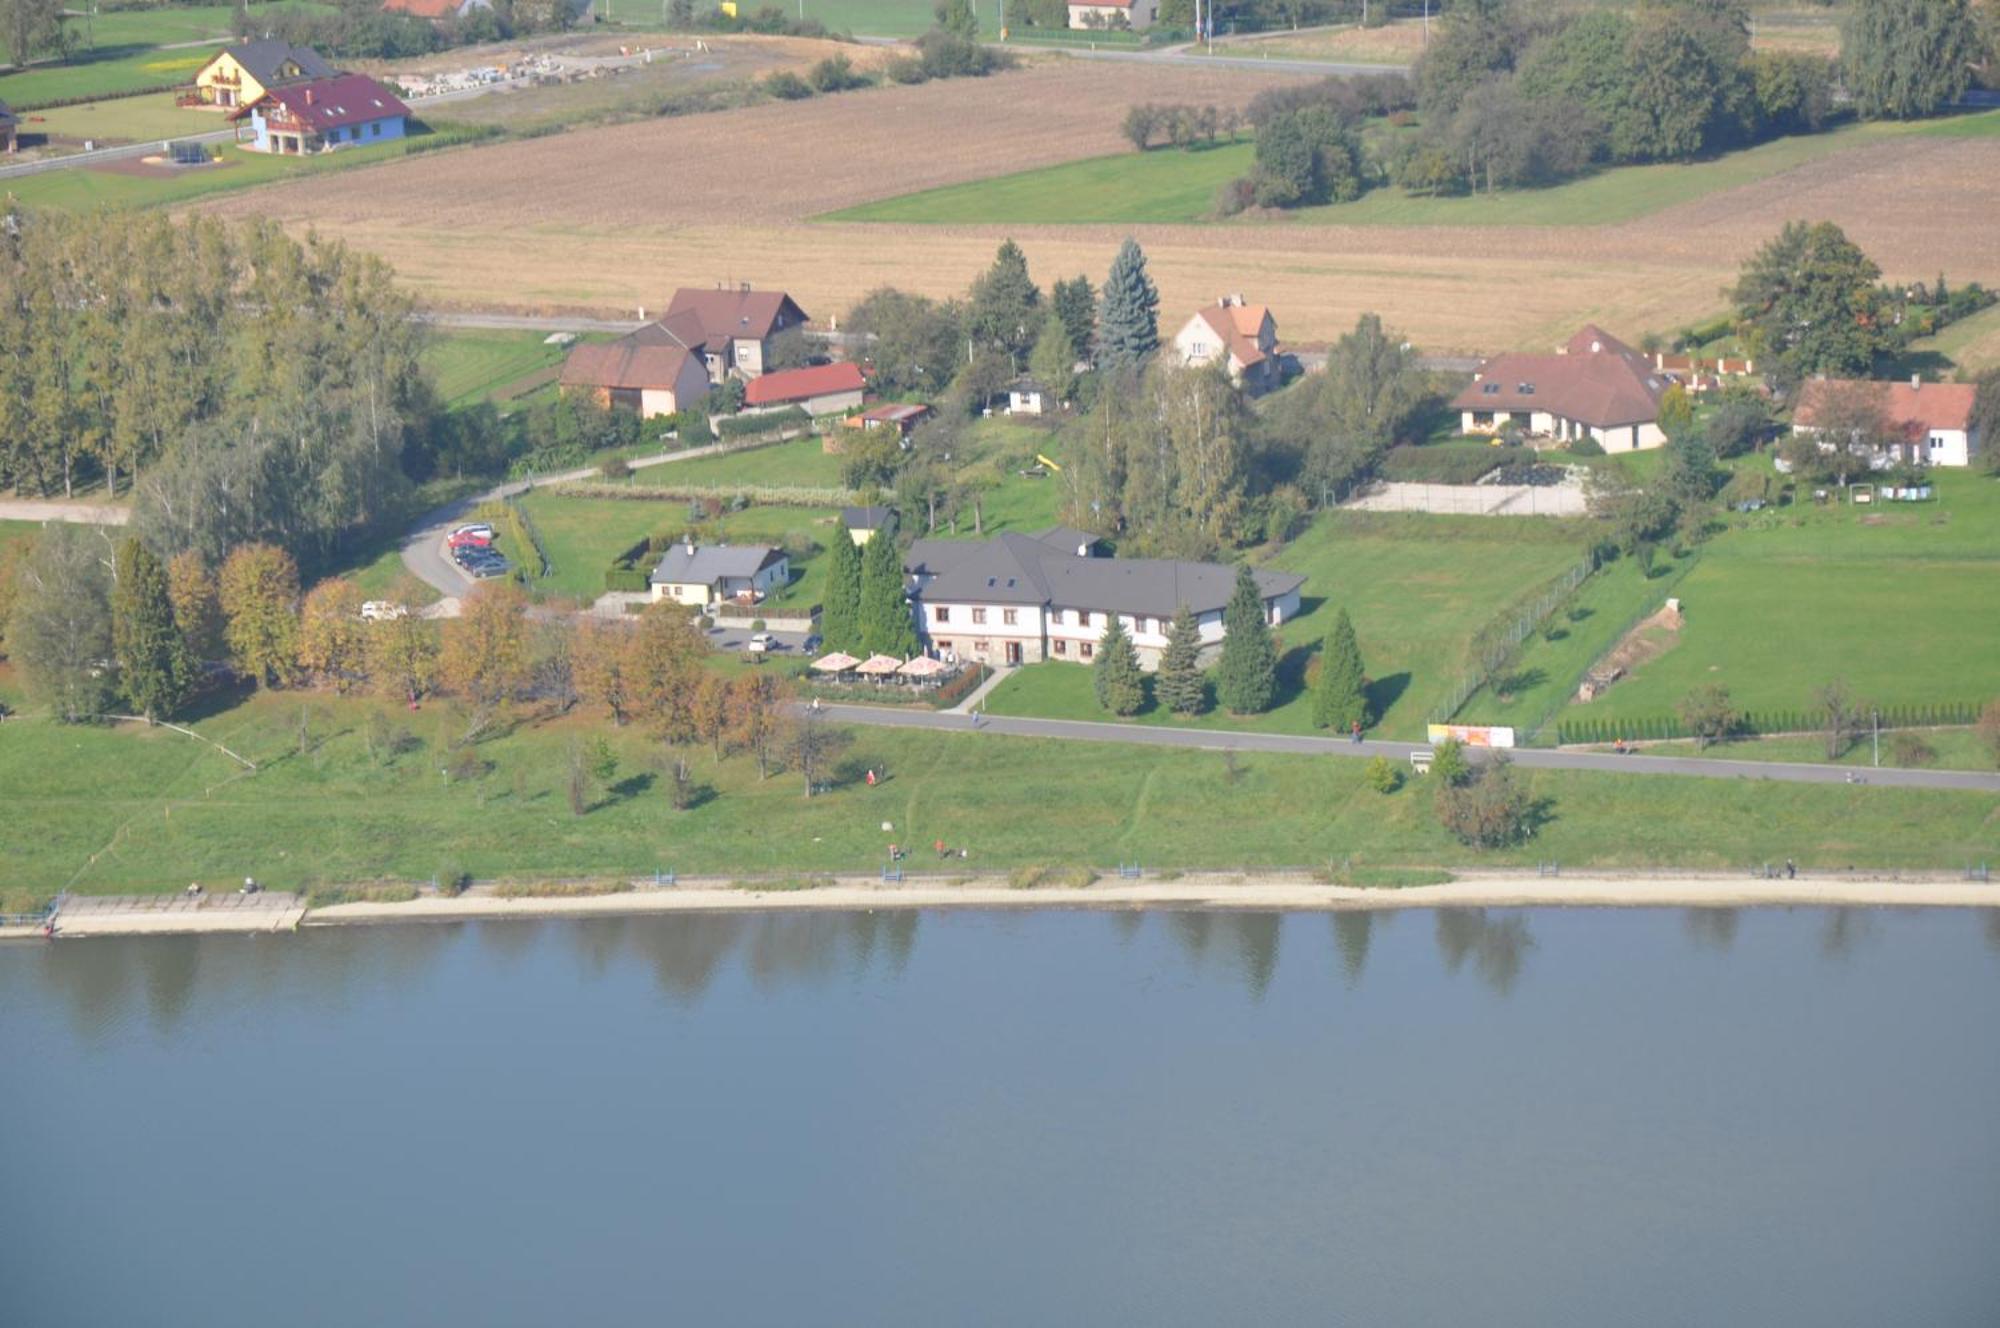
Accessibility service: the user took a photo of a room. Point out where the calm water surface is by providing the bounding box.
[3,907,1999,1327]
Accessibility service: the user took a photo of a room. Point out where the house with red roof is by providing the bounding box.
[231,73,409,154]
[1068,0,1158,29]
[559,339,711,419]
[381,0,493,20]
[743,362,867,416]
[1451,326,1673,452]
[1791,375,1981,469]
[1172,294,1279,390]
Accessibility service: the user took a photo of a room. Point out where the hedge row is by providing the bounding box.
[714,406,809,440]
[16,81,186,112]
[1558,700,1986,746]
[555,480,853,507]
[1380,443,1532,486]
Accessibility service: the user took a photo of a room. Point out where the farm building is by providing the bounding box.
[743,362,866,415]
[1172,294,1279,390]
[905,527,1302,670]
[841,506,897,546]
[847,401,932,439]
[192,41,335,110]
[1790,376,1981,469]
[559,339,711,418]
[381,0,494,19]
[1068,0,1158,29]
[232,74,409,154]
[651,285,810,381]
[1451,325,1672,452]
[650,542,790,607]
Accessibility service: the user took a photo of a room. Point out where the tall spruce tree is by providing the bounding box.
[111,537,193,723]
[1311,606,1369,731]
[1215,565,1277,715]
[821,525,865,654]
[968,239,1042,364]
[1154,603,1207,716]
[1051,274,1097,364]
[1098,238,1160,369]
[858,528,918,658]
[1093,615,1145,716]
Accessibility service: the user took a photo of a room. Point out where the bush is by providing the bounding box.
[1381,443,1530,485]
[1009,865,1099,889]
[599,455,631,480]
[884,56,927,84]
[765,71,813,100]
[1565,435,1605,457]
[810,55,871,92]
[1888,732,1936,767]
[492,880,635,898]
[1366,756,1403,794]
[1433,756,1536,849]
[715,406,810,439]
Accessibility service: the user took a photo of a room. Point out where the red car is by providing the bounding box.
[447,530,492,549]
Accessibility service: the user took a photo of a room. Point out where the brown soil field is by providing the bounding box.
[213,58,2000,354]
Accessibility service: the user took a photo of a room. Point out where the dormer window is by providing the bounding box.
[1481,382,1501,395]
[1518,383,1535,395]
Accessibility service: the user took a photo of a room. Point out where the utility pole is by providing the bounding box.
[1872,709,1879,766]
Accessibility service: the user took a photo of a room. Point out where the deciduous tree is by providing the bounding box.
[438,580,531,739]
[1731,220,1891,380]
[367,612,439,705]
[1028,313,1078,404]
[8,524,113,722]
[218,542,299,688]
[572,618,636,725]
[1433,754,1536,848]
[728,672,789,779]
[295,577,367,692]
[166,550,223,665]
[1842,0,1982,119]
[627,601,709,745]
[1677,682,1737,749]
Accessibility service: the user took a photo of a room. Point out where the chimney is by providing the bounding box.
[1911,373,1921,390]
[304,87,314,105]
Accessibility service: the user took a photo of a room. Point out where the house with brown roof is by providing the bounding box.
[1791,375,1981,469]
[231,73,408,154]
[1068,0,1158,29]
[1172,295,1279,390]
[193,41,336,110]
[559,339,711,419]
[904,527,1303,670]
[743,361,866,416]
[1451,326,1673,452]
[655,285,809,381]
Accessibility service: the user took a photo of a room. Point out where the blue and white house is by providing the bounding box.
[234,73,409,155]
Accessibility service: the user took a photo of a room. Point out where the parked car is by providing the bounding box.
[801,633,823,654]
[360,601,408,622]
[452,523,495,540]
[746,632,774,655]
[447,530,492,549]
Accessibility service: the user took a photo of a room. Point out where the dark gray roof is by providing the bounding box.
[1032,525,1098,555]
[221,40,336,88]
[905,532,1302,618]
[650,543,785,585]
[842,505,895,530]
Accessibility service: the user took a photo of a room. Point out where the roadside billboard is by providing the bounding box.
[1426,723,1517,749]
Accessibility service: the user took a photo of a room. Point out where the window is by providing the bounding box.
[1002,609,1017,626]
[971,608,987,625]
[1081,642,1094,659]
[1054,639,1067,656]
[975,640,989,655]
[370,121,381,137]
[1075,609,1090,628]
[934,606,951,623]
[1928,434,1946,452]
[1481,382,1501,395]
[936,640,953,652]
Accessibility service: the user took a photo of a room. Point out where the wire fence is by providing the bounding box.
[1432,550,1600,723]
[1557,700,1989,747]
[1518,551,1706,745]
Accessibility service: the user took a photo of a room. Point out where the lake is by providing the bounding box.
[3,907,1998,1326]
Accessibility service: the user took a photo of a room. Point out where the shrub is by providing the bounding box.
[765,71,813,100]
[1566,435,1605,457]
[1009,865,1098,889]
[809,55,870,93]
[1433,756,1535,849]
[493,880,635,898]
[1381,443,1530,485]
[599,455,631,480]
[1366,756,1403,794]
[884,56,927,84]
[1888,732,1936,767]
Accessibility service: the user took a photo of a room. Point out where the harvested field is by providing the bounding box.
[212,57,2000,353]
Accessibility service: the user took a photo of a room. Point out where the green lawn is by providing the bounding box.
[1550,470,2000,731]
[516,492,840,605]
[636,436,846,490]
[0,134,444,210]
[1,684,1992,906]
[824,112,2000,227]
[28,90,222,143]
[425,329,577,408]
[0,5,323,106]
[986,510,1593,740]
[1585,728,1999,773]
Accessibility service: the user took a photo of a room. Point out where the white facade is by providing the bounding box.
[1459,408,1665,452]
[1786,422,1976,470]
[1068,0,1156,28]
[922,588,1302,670]
[651,556,790,606]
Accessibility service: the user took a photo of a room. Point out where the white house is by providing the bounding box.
[904,528,1303,671]
[1791,376,1981,469]
[1005,376,1047,416]
[1068,0,1158,29]
[649,542,790,607]
[1451,325,1673,452]
[1173,295,1279,390]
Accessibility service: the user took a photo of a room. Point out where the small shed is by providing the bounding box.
[1005,376,1047,417]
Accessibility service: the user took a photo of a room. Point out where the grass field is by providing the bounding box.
[1549,471,2000,730]
[0,682,1991,905]
[26,91,221,144]
[985,511,1593,740]
[828,114,2000,227]
[0,135,445,210]
[1909,302,2000,373]
[0,5,321,106]
[425,329,578,407]
[639,436,847,489]
[516,493,841,605]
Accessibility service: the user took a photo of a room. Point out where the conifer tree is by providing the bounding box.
[1093,615,1145,716]
[1311,606,1369,731]
[1052,274,1097,363]
[1154,603,1207,716]
[821,525,864,654]
[112,538,194,723]
[1098,237,1160,369]
[1215,565,1277,715]
[1028,313,1078,403]
[969,239,1042,363]
[858,528,918,658]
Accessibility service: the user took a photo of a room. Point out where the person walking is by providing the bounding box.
[1350,720,1362,745]
[1785,858,1796,880]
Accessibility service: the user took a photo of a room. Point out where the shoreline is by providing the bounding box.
[13,870,1999,939]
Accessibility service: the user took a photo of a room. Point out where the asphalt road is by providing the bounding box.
[810,703,2000,793]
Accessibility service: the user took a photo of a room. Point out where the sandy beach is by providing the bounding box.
[11,870,1994,940]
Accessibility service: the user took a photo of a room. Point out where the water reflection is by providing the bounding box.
[1683,908,1740,952]
[1164,911,1286,1000]
[1332,911,1374,988]
[1434,909,1536,996]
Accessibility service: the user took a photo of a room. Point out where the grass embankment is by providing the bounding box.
[0,4,326,105]
[824,111,2000,227]
[0,684,1992,905]
[986,511,1591,740]
[1548,472,2000,730]
[424,329,579,408]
